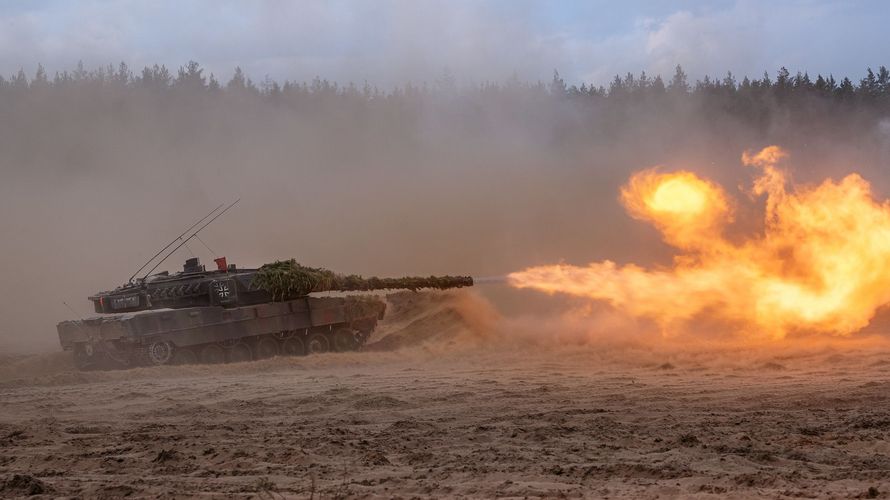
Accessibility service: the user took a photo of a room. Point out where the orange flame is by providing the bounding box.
[509,146,890,339]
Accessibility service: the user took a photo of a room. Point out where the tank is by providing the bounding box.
[57,258,473,370]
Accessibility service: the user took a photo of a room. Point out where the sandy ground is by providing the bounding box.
[2,292,890,498]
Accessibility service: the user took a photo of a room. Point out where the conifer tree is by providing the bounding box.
[669,65,689,93]
[32,64,48,88]
[549,69,566,96]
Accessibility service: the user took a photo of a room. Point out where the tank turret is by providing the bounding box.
[88,257,473,314]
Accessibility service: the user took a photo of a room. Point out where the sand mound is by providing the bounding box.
[367,290,499,350]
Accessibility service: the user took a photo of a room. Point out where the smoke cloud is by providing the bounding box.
[1,61,890,353]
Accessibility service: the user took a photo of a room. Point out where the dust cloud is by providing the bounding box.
[2,64,890,353]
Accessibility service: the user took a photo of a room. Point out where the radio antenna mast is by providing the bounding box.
[141,199,240,281]
[62,301,86,322]
[128,203,225,283]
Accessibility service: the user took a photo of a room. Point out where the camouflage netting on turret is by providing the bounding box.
[251,259,473,301]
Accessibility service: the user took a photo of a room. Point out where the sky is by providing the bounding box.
[0,0,887,87]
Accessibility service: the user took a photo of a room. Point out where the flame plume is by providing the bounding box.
[509,146,890,338]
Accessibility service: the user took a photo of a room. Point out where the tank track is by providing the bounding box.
[70,324,370,371]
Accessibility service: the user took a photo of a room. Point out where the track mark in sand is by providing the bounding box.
[351,394,409,410]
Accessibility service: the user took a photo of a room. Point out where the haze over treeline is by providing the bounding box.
[6,61,890,116]
[2,61,890,353]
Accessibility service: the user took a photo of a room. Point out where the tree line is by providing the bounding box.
[553,65,890,101]
[4,60,890,105]
[3,60,889,174]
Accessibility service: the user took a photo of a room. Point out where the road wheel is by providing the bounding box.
[274,330,295,340]
[227,342,253,363]
[281,337,305,356]
[333,328,358,352]
[306,332,330,355]
[255,337,280,359]
[147,341,174,366]
[172,347,198,365]
[200,344,226,364]
[72,343,101,371]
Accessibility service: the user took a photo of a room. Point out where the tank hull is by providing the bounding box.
[57,295,386,370]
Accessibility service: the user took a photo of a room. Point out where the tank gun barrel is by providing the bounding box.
[472,275,508,285]
[251,260,473,301]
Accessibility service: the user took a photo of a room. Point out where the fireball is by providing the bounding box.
[509,146,890,338]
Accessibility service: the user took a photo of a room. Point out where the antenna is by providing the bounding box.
[62,301,86,322]
[141,199,240,280]
[62,301,92,336]
[128,203,225,283]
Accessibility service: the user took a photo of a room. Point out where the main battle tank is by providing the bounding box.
[57,257,473,370]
